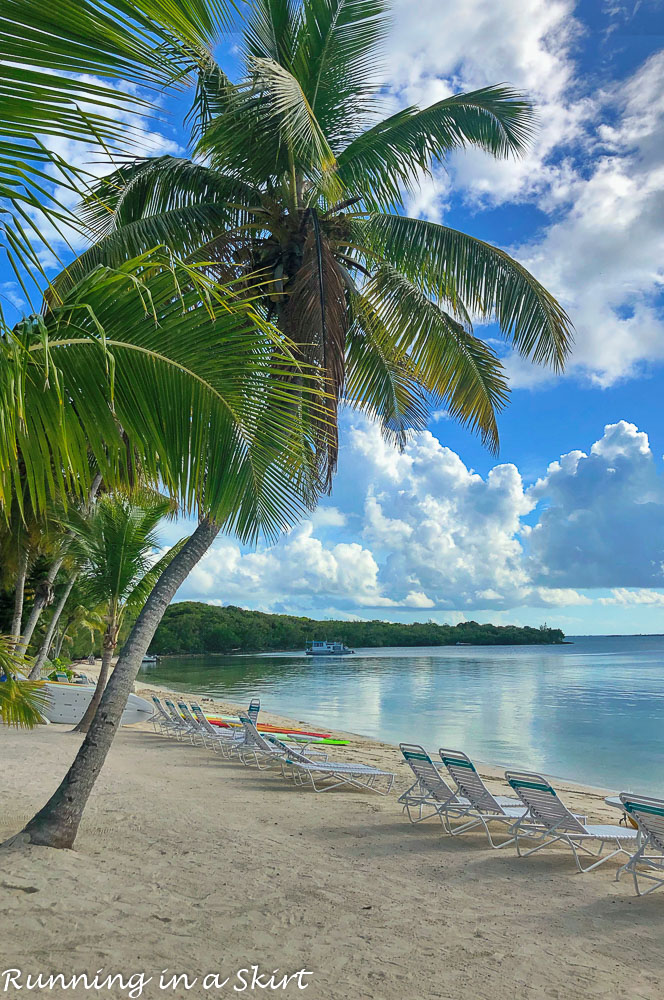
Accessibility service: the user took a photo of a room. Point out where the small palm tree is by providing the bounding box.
[64,490,185,733]
[0,637,47,728]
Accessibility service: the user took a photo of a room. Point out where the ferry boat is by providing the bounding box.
[305,640,355,656]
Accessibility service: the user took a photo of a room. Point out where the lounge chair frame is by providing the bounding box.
[268,736,394,794]
[506,771,638,873]
[438,748,527,848]
[616,793,664,895]
[398,744,471,825]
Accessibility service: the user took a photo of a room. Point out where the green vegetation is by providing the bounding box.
[149,602,565,654]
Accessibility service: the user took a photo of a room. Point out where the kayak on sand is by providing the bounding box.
[206,715,348,744]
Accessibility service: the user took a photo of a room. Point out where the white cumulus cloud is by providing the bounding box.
[173,418,664,618]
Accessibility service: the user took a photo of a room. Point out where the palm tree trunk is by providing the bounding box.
[10,547,29,646]
[73,623,115,734]
[2,517,220,850]
[53,629,65,660]
[18,473,102,656]
[29,574,79,679]
[17,559,61,655]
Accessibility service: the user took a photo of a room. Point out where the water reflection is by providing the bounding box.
[140,635,664,793]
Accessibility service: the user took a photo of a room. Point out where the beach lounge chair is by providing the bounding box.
[177,700,226,748]
[150,696,180,736]
[267,735,394,794]
[399,744,472,825]
[233,716,327,768]
[188,703,249,754]
[399,744,520,826]
[615,793,664,895]
[163,698,200,741]
[438,748,528,847]
[505,771,639,872]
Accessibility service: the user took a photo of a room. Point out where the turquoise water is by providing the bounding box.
[139,635,664,794]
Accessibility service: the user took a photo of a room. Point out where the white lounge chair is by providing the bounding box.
[616,793,664,895]
[188,702,248,754]
[438,748,528,847]
[163,698,200,742]
[234,715,327,769]
[267,735,394,794]
[150,696,181,736]
[506,771,638,872]
[178,700,234,749]
[399,744,474,825]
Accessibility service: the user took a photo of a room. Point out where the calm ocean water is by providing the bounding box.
[139,634,664,794]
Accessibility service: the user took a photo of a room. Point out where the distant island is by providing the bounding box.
[148,602,565,655]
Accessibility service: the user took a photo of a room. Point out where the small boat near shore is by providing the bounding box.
[305,640,355,656]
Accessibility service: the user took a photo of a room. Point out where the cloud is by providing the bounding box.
[172,418,664,617]
[381,4,664,387]
[180,521,394,613]
[599,588,664,606]
[528,421,664,587]
[384,0,586,214]
[506,52,664,387]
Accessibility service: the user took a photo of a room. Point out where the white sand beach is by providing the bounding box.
[1,672,663,1000]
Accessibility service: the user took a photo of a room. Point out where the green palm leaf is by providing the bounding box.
[79,157,259,240]
[357,214,573,369]
[291,0,387,148]
[1,250,325,535]
[361,266,509,451]
[0,636,47,728]
[336,86,536,211]
[344,293,429,448]
[0,0,234,311]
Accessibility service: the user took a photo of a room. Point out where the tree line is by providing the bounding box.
[148,602,565,655]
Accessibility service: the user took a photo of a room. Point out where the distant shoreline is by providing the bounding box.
[146,600,566,657]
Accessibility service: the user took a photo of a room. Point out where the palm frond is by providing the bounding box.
[0,636,47,727]
[0,0,234,311]
[336,85,536,211]
[121,535,189,620]
[357,214,573,369]
[79,157,259,241]
[242,0,300,66]
[1,250,327,538]
[292,0,388,148]
[344,292,429,449]
[363,266,509,452]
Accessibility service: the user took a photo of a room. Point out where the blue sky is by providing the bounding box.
[6,0,664,634]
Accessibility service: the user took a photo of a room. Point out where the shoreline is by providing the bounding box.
[87,659,619,806]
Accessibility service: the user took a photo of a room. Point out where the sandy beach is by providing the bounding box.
[2,669,663,1000]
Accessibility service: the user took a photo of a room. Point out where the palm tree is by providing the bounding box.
[0,0,328,849]
[0,637,47,728]
[3,0,574,852]
[74,0,572,474]
[64,490,184,733]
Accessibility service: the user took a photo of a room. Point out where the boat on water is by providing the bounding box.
[41,680,153,726]
[141,654,158,664]
[305,640,355,656]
